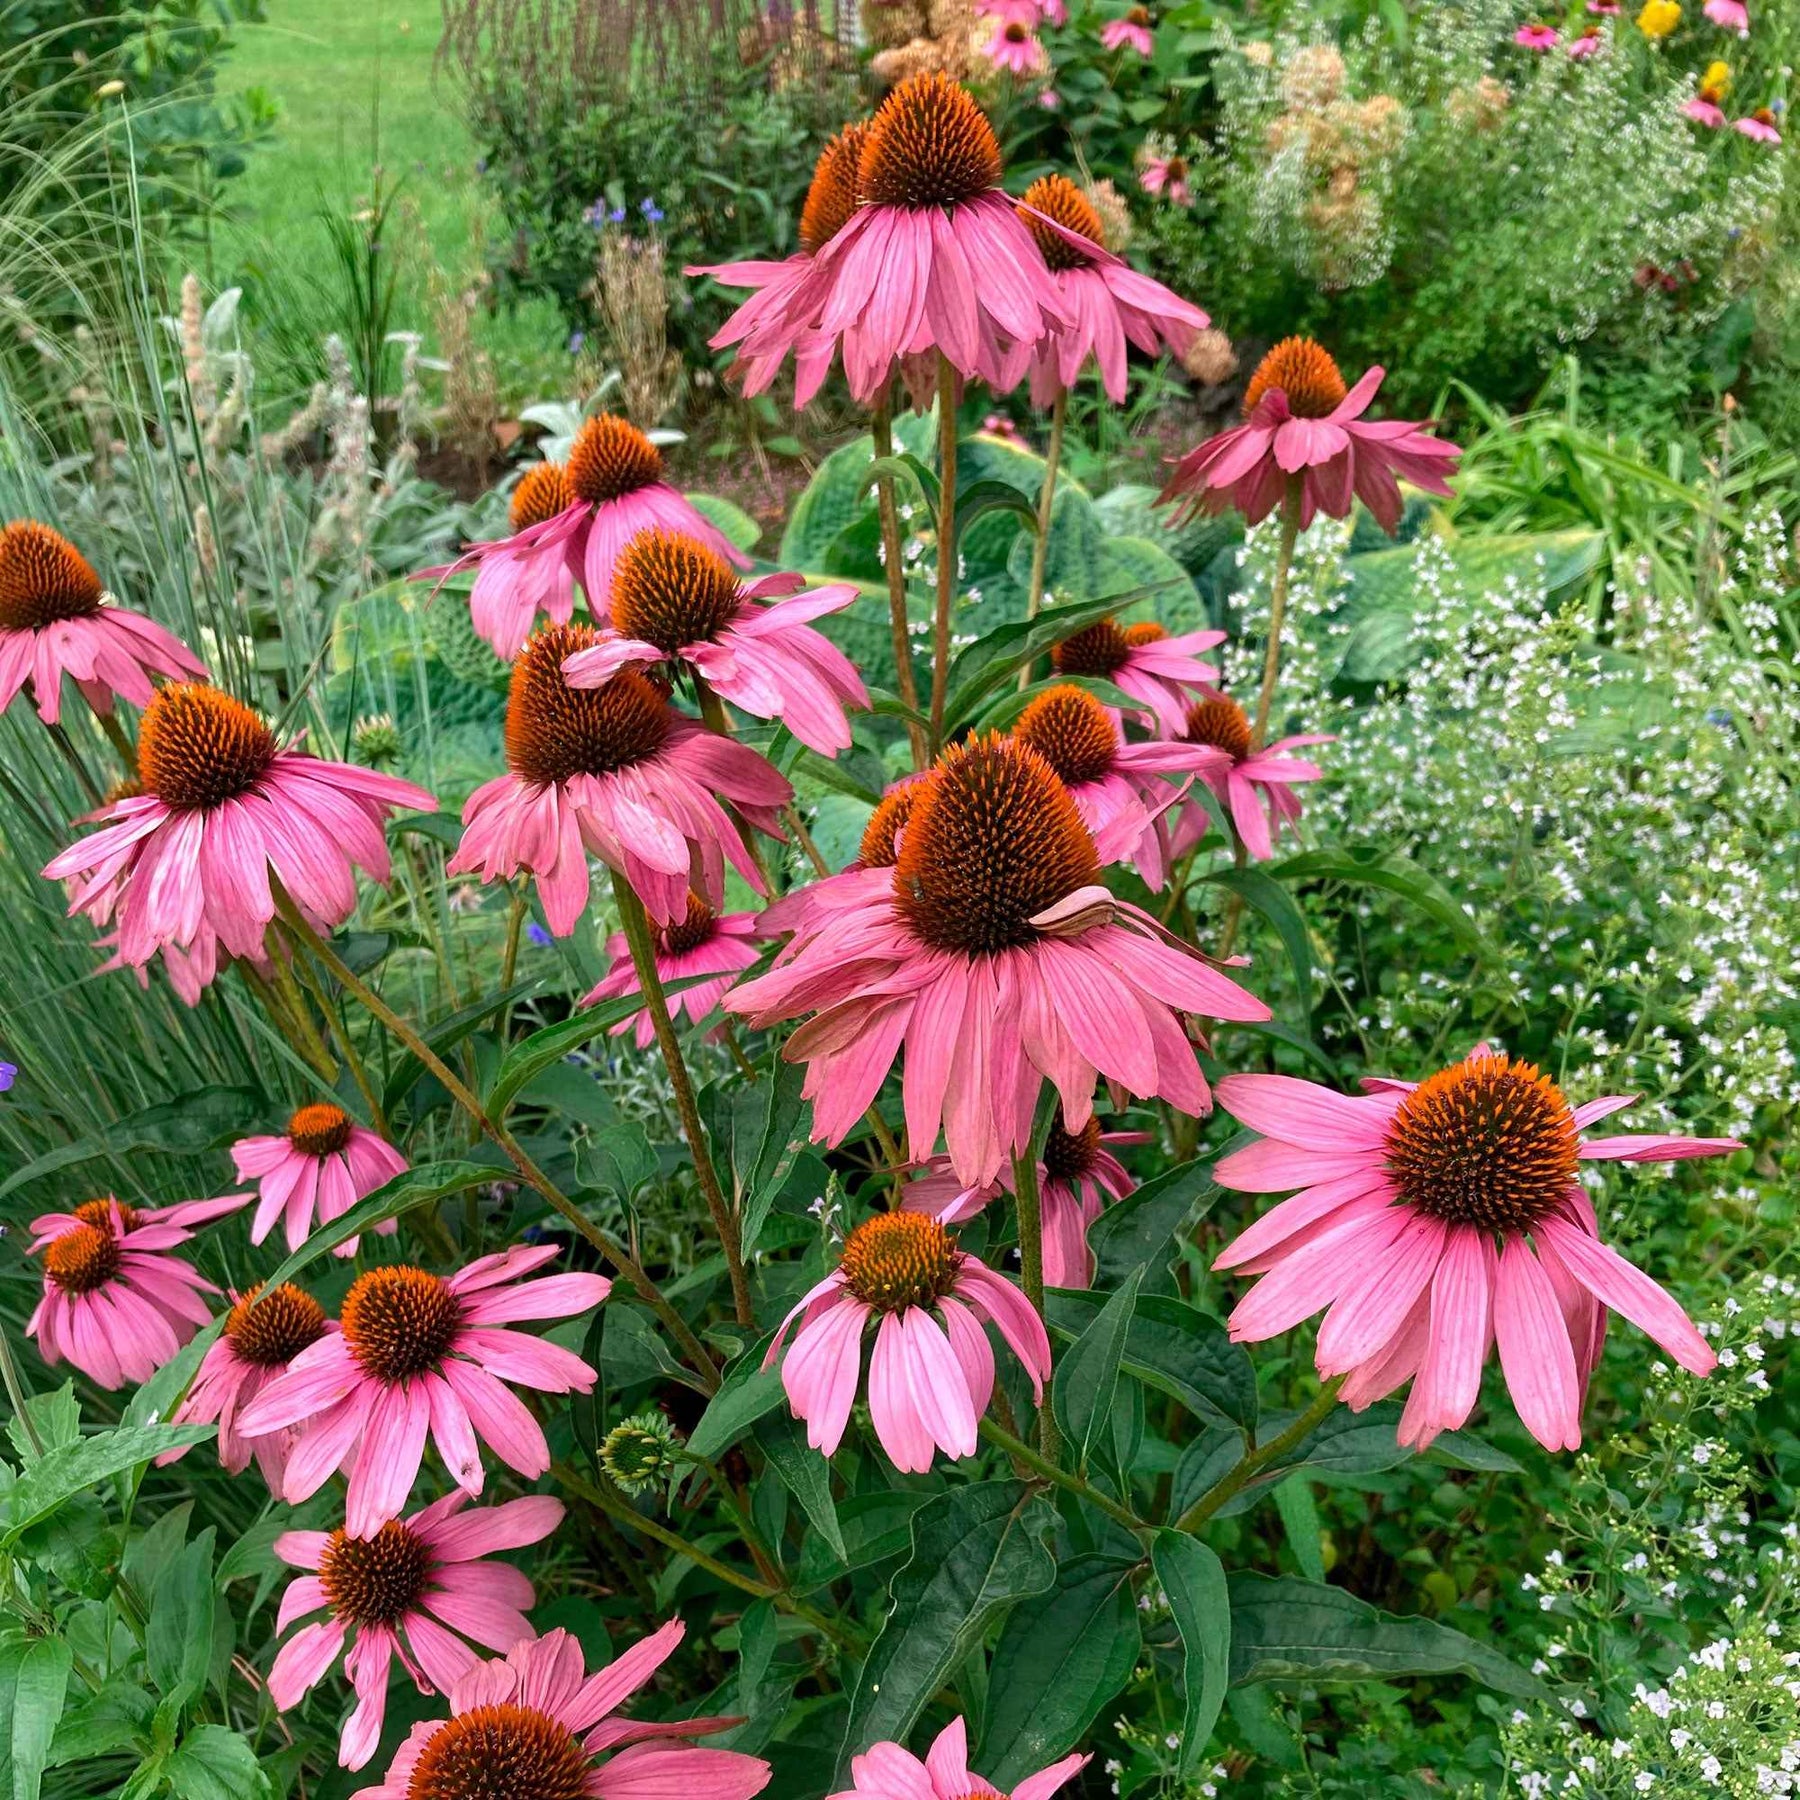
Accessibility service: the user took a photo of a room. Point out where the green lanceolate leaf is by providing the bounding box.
[1225,1572,1548,1698]
[940,592,1132,733]
[2,1425,214,1546]
[1202,866,1314,1016]
[837,1481,1056,1772]
[686,1333,786,1462]
[1151,1531,1231,1774]
[145,1531,216,1709]
[1,1634,73,1800]
[981,1554,1142,1785]
[737,1053,810,1258]
[1269,847,1494,959]
[1087,1156,1222,1292]
[1052,1269,1142,1472]
[753,1408,846,1563]
[381,980,541,1117]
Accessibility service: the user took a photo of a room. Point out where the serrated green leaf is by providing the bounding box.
[686,1333,786,1462]
[2,1634,72,1800]
[3,1425,213,1546]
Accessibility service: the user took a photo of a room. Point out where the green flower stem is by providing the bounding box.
[612,874,754,1329]
[261,941,339,1083]
[97,708,137,776]
[872,382,929,770]
[1020,385,1068,687]
[0,1325,44,1456]
[978,1417,1149,1536]
[286,935,390,1137]
[928,351,960,759]
[1250,473,1305,751]
[1011,1145,1066,1466]
[1173,1376,1344,1534]
[45,718,102,807]
[271,886,722,1393]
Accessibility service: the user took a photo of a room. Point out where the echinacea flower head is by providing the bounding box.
[27,1192,248,1388]
[1049,615,1225,735]
[1514,22,1559,47]
[232,1103,409,1256]
[44,682,436,975]
[1211,1047,1743,1451]
[1704,0,1748,28]
[0,520,205,725]
[1101,8,1155,55]
[271,1492,564,1769]
[1161,336,1461,536]
[1636,0,1680,36]
[1735,106,1781,140]
[1012,681,1230,886]
[449,625,791,934]
[758,774,926,938]
[425,418,750,632]
[981,12,1050,76]
[236,1246,611,1536]
[349,1625,770,1800]
[164,1282,334,1489]
[728,733,1269,1185]
[1137,149,1191,206]
[559,529,867,755]
[729,74,1073,404]
[1168,692,1331,861]
[1002,175,1208,405]
[904,1109,1149,1286]
[438,462,577,660]
[830,1716,1086,1800]
[1568,26,1603,53]
[580,890,764,1047]
[767,1212,1051,1469]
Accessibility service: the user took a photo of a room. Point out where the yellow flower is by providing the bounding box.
[1636,0,1681,38]
[1702,59,1731,94]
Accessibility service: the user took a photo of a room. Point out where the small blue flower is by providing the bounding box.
[639,198,665,223]
[474,157,488,175]
[608,206,626,225]
[1705,706,1734,727]
[584,198,612,230]
[526,922,554,948]
[0,1061,16,1092]
[568,330,586,354]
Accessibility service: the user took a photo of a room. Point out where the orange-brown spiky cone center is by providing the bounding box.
[657,891,716,956]
[138,683,279,811]
[407,1704,591,1800]
[1243,336,1348,419]
[320,1520,433,1627]
[505,625,670,787]
[1123,621,1166,647]
[1182,695,1252,764]
[1013,683,1117,788]
[1050,617,1131,680]
[860,782,920,868]
[0,521,104,631]
[611,529,742,656]
[226,1283,328,1367]
[800,121,870,253]
[509,462,573,532]
[73,1197,140,1233]
[1384,1054,1580,1231]
[45,1223,120,1294]
[894,734,1099,954]
[288,1101,354,1157]
[1042,1112,1104,1183]
[565,414,663,506]
[340,1265,462,1381]
[860,72,1003,210]
[1020,174,1103,271]
[839,1211,960,1311]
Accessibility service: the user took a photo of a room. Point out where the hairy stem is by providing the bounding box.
[872,382,929,769]
[1250,475,1305,751]
[1011,1145,1065,1466]
[978,1418,1147,1535]
[613,875,754,1328]
[928,353,960,758]
[98,707,138,776]
[1019,386,1067,688]
[1173,1377,1343,1534]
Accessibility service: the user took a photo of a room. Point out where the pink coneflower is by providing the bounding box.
[448,626,790,935]
[1012,682,1228,887]
[237,1246,610,1536]
[1684,95,1727,124]
[559,530,867,756]
[26,1192,247,1388]
[1101,7,1155,54]
[44,682,435,975]
[766,1212,1050,1469]
[1735,106,1782,141]
[1162,336,1461,536]
[903,1111,1149,1287]
[1514,22,1559,47]
[1588,1,1621,12]
[233,1102,408,1256]
[830,1716,1086,1800]
[1049,615,1227,735]
[1002,175,1208,405]
[580,890,763,1047]
[1704,0,1749,27]
[164,1283,335,1490]
[1211,1048,1742,1450]
[728,734,1268,1186]
[1568,26,1603,53]
[1138,150,1192,206]
[423,464,578,659]
[983,13,1050,75]
[757,776,925,938]
[349,1626,769,1800]
[728,73,1073,405]
[430,416,750,625]
[0,521,205,726]
[1167,693,1331,861]
[270,1492,563,1769]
